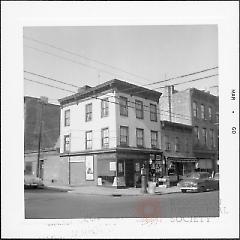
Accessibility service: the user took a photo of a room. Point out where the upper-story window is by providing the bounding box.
[209,129,214,149]
[120,126,129,146]
[101,128,109,149]
[151,131,158,149]
[202,128,207,145]
[135,100,144,119]
[119,96,128,116]
[193,101,198,118]
[150,104,157,122]
[175,137,180,152]
[85,103,92,122]
[208,106,212,121]
[194,126,199,142]
[200,104,205,120]
[165,135,171,150]
[101,98,109,118]
[185,138,189,153]
[64,135,70,152]
[64,109,70,126]
[136,128,144,147]
[85,131,92,150]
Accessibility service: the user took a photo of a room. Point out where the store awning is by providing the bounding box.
[167,157,197,162]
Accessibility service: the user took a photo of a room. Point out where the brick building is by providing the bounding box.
[58,79,163,188]
[160,86,219,173]
[161,120,196,182]
[24,96,67,185]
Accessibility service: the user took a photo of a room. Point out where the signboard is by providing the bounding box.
[110,162,116,171]
[70,156,85,163]
[85,155,94,180]
[156,154,161,160]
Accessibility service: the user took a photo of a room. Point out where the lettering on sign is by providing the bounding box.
[110,162,116,171]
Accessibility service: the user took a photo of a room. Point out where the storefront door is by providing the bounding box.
[125,161,134,187]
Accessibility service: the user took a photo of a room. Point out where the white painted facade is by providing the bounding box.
[60,90,161,153]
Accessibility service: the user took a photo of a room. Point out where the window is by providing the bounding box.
[136,128,144,147]
[101,128,109,149]
[64,109,70,126]
[101,98,109,117]
[64,135,70,152]
[85,103,92,122]
[208,107,212,121]
[193,101,198,118]
[209,129,214,149]
[151,131,158,148]
[85,131,92,150]
[165,135,171,150]
[120,126,129,146]
[200,104,205,120]
[175,137,180,152]
[202,128,207,145]
[185,138,189,152]
[194,126,199,142]
[135,100,144,119]
[119,96,128,116]
[150,104,157,122]
[25,162,32,175]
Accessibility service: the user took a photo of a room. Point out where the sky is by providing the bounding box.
[23,25,218,105]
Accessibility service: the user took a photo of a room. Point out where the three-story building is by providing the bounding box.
[59,79,163,187]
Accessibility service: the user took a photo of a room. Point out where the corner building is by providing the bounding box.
[59,79,163,188]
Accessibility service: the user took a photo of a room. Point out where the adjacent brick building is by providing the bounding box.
[160,86,219,173]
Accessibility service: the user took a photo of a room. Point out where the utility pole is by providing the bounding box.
[36,96,48,178]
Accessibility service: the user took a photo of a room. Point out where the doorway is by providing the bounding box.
[125,161,134,187]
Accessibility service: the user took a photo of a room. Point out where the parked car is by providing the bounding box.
[178,172,219,193]
[24,174,44,188]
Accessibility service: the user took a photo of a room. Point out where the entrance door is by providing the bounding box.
[125,161,134,187]
[39,160,44,180]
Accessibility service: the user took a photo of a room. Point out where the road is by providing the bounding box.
[25,188,219,219]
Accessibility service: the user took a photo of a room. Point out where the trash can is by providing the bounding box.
[148,181,156,194]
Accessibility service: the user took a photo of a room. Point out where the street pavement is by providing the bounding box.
[25,188,219,219]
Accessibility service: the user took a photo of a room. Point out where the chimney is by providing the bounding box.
[78,85,91,93]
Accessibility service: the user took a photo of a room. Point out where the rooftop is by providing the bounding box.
[58,79,162,105]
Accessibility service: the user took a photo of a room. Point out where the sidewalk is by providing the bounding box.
[45,184,181,196]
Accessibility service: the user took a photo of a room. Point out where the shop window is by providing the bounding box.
[120,126,129,146]
[119,96,128,116]
[151,131,158,148]
[135,100,144,119]
[101,98,109,117]
[64,109,70,126]
[85,131,92,150]
[64,135,70,152]
[136,128,144,147]
[101,128,109,149]
[150,104,157,122]
[85,103,92,122]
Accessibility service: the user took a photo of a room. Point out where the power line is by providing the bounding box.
[24,77,76,94]
[24,35,152,85]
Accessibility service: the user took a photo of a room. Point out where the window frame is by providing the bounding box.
[85,130,93,150]
[101,98,109,118]
[85,103,92,122]
[151,130,158,149]
[135,100,144,119]
[209,129,214,149]
[202,128,207,145]
[101,127,109,149]
[194,126,199,142]
[175,137,180,152]
[120,126,129,146]
[119,96,128,117]
[193,101,198,118]
[64,109,70,127]
[150,103,157,122]
[200,104,205,120]
[165,135,171,151]
[136,128,144,147]
[208,106,212,121]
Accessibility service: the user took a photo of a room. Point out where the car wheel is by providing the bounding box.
[199,186,205,192]
[181,189,187,193]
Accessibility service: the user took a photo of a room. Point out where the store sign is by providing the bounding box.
[156,154,161,160]
[110,162,116,171]
[85,155,94,180]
